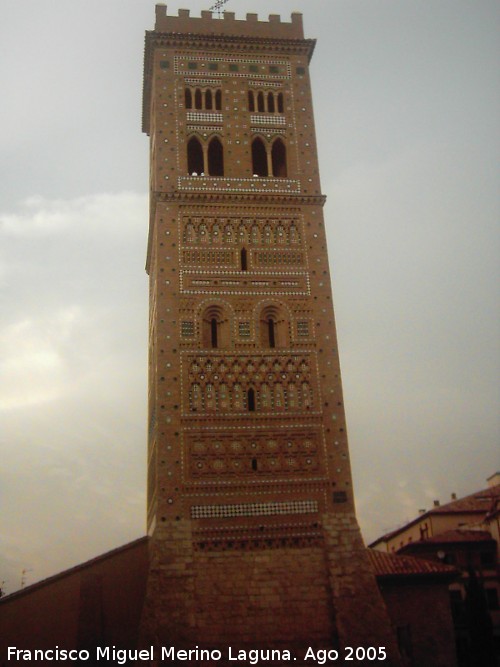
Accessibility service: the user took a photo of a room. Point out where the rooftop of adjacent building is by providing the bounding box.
[367,548,458,581]
[0,534,457,603]
[369,474,500,548]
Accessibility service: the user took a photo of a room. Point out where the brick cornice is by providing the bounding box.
[153,191,327,206]
[148,30,316,59]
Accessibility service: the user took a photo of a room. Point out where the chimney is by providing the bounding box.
[451,492,457,500]
[433,500,440,507]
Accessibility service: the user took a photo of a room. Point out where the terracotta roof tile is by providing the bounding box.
[370,484,500,546]
[367,549,457,579]
[431,484,500,515]
[416,529,493,544]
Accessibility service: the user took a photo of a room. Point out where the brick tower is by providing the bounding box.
[141,6,400,664]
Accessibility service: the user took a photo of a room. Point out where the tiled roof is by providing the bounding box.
[413,529,493,545]
[370,484,500,546]
[367,549,457,579]
[431,484,500,515]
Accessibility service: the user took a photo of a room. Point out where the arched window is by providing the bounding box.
[210,318,218,348]
[259,304,288,348]
[194,89,203,110]
[215,89,222,110]
[267,92,275,113]
[268,318,276,348]
[251,137,268,177]
[187,136,204,175]
[271,139,287,177]
[277,92,284,113]
[185,88,192,109]
[247,388,256,412]
[205,89,213,110]
[257,91,265,112]
[248,90,255,112]
[208,137,224,176]
[202,305,227,349]
[241,247,248,271]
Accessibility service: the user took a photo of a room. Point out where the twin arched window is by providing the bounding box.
[188,136,286,179]
[187,136,224,176]
[252,138,287,178]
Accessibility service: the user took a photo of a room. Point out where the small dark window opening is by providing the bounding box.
[271,139,287,177]
[267,92,275,113]
[268,318,276,348]
[248,91,255,112]
[248,389,255,412]
[205,89,213,110]
[277,92,284,113]
[215,89,222,110]
[187,137,204,175]
[257,91,265,112]
[194,88,203,110]
[210,318,218,348]
[251,138,268,177]
[208,137,224,176]
[241,247,248,271]
[251,458,257,471]
[185,88,192,109]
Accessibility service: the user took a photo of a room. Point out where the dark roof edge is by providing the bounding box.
[0,536,148,604]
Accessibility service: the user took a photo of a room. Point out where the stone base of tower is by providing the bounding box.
[139,517,401,666]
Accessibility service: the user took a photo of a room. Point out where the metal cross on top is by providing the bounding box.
[209,0,229,19]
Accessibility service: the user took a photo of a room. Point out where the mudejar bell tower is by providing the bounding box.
[141,5,400,664]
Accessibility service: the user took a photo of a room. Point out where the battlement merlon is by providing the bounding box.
[142,6,316,135]
[154,4,304,39]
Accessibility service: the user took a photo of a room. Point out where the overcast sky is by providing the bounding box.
[1,0,498,594]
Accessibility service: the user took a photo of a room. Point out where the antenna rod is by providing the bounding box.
[209,0,229,19]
